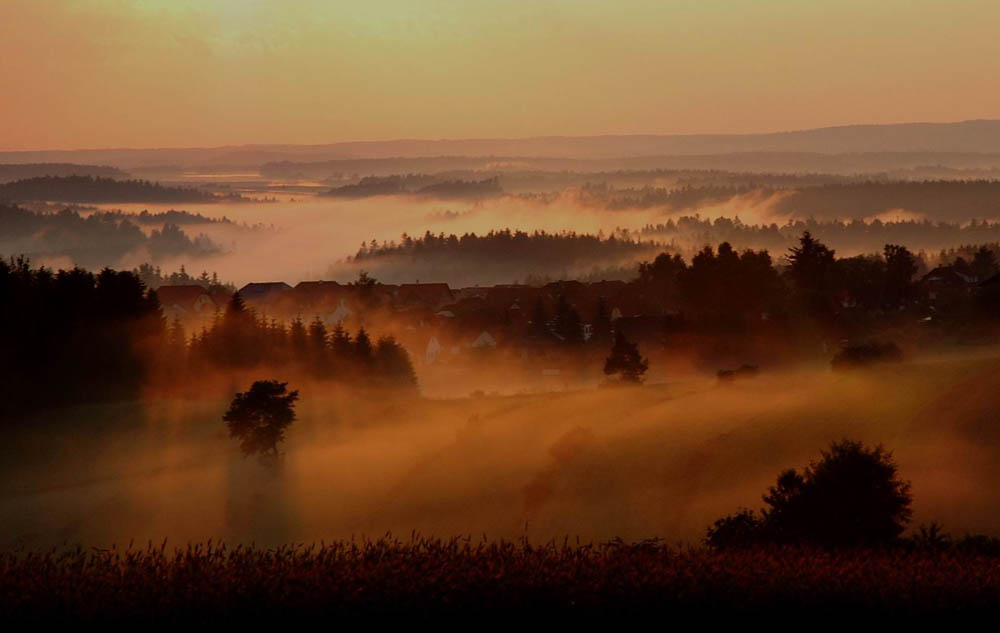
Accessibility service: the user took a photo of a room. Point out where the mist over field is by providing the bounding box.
[4,350,1000,549]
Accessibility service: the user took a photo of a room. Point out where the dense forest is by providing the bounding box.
[95,208,236,226]
[577,180,1000,222]
[0,175,238,203]
[0,258,418,420]
[0,204,221,269]
[354,229,655,262]
[341,220,1000,287]
[775,180,1000,221]
[344,229,660,285]
[0,258,165,417]
[413,177,502,199]
[0,163,128,184]
[324,175,502,199]
[311,168,861,197]
[176,293,417,388]
[132,263,235,292]
[639,215,1000,260]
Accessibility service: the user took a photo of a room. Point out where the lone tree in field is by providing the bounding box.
[223,380,299,457]
[707,439,912,548]
[603,331,648,383]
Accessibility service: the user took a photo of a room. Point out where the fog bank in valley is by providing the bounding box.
[4,351,1000,548]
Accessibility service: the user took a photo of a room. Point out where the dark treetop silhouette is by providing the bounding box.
[0,204,220,269]
[224,380,299,457]
[707,439,913,548]
[603,331,648,383]
[0,175,234,203]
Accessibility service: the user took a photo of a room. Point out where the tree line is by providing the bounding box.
[354,228,656,264]
[0,258,417,421]
[639,215,1000,262]
[169,293,417,389]
[0,163,127,184]
[636,232,999,324]
[507,231,999,363]
[577,179,1000,222]
[133,263,235,293]
[0,204,221,269]
[0,257,165,419]
[342,228,660,286]
[0,175,232,203]
[324,175,502,199]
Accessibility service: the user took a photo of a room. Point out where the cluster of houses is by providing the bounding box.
[921,265,990,304]
[155,262,1000,365]
[156,278,673,365]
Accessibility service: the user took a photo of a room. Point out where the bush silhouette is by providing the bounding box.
[708,440,912,548]
[224,380,299,457]
[705,509,766,548]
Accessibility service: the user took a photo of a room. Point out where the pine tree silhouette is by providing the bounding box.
[603,331,648,383]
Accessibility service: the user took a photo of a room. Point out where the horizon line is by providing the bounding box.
[2,118,997,155]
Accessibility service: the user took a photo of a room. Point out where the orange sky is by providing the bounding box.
[1,0,998,150]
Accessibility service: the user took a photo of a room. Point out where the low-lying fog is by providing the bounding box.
[4,350,1000,548]
[92,188,980,288]
[96,195,667,286]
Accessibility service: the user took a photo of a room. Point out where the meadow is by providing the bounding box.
[4,349,1000,550]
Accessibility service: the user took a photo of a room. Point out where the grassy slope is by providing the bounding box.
[3,350,1000,548]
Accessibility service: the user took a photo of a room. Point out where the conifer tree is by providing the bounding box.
[354,326,374,364]
[603,331,648,383]
[330,323,353,358]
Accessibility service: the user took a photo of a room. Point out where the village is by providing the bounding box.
[155,255,997,370]
[158,278,652,366]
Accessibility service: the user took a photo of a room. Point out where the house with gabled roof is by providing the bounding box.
[395,283,454,311]
[286,280,346,313]
[157,285,217,321]
[920,266,978,302]
[238,282,292,307]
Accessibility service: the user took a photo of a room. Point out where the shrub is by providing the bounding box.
[708,440,912,547]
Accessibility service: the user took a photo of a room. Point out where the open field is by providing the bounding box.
[4,349,1000,549]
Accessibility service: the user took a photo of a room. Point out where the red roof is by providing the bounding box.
[396,283,454,307]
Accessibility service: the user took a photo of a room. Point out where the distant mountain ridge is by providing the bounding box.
[2,120,999,168]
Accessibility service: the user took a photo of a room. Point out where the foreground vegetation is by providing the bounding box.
[4,538,1000,620]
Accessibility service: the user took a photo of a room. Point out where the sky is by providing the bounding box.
[1,0,998,150]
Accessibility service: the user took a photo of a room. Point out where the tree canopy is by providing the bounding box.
[707,440,913,548]
[223,380,299,457]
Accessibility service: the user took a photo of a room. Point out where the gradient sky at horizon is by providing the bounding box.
[2,0,998,150]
